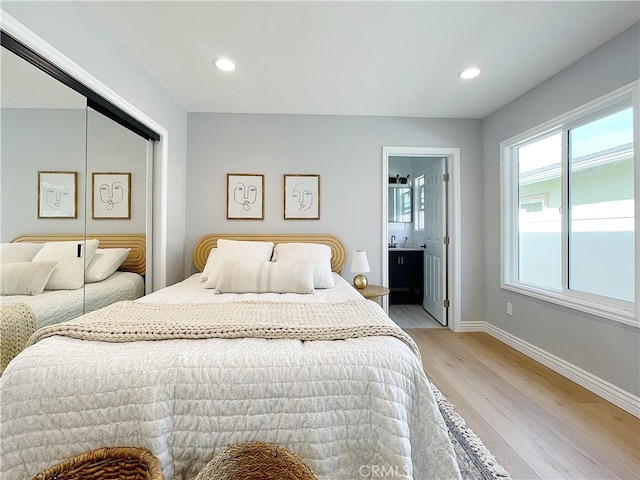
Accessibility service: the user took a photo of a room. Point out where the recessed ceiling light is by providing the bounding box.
[214,57,236,72]
[459,66,481,80]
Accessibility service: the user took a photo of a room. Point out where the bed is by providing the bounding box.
[0,234,145,370]
[0,234,460,480]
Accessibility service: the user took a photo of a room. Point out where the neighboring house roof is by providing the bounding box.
[519,143,633,186]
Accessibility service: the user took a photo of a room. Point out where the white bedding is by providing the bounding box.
[1,271,144,329]
[0,273,460,480]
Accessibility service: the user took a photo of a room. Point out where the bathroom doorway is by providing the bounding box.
[381,146,461,331]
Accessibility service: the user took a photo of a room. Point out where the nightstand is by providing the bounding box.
[355,284,390,301]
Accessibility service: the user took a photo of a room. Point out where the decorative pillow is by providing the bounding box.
[32,239,99,290]
[272,242,334,289]
[210,261,314,294]
[205,239,274,288]
[0,261,57,295]
[0,243,44,263]
[85,248,131,283]
[200,248,217,282]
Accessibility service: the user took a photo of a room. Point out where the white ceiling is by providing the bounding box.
[8,1,640,118]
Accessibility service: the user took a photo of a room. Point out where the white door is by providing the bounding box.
[422,158,448,325]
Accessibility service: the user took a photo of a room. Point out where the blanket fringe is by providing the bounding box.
[431,384,512,480]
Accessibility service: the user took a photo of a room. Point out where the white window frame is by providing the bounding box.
[414,175,425,232]
[500,81,639,328]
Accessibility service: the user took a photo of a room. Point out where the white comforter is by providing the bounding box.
[0,274,460,480]
[1,271,144,329]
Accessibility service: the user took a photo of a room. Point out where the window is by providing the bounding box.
[415,175,425,231]
[501,84,638,326]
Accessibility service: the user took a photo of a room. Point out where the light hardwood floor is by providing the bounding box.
[407,329,640,480]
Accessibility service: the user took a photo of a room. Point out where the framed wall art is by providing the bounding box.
[92,172,131,219]
[37,171,78,219]
[227,173,264,220]
[284,174,320,220]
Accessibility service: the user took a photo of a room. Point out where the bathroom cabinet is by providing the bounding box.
[388,249,424,304]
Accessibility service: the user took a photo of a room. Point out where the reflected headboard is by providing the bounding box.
[193,234,347,273]
[11,233,146,276]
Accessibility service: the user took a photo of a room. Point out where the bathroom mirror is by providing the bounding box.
[388,186,413,223]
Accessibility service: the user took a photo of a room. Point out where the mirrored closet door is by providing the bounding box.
[1,33,156,317]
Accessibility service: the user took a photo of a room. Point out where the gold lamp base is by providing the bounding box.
[353,274,368,289]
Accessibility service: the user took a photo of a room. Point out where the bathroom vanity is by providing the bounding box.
[388,248,424,304]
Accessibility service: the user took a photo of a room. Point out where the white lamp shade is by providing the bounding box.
[350,250,370,274]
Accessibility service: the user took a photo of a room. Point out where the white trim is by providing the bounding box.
[481,322,640,418]
[635,83,640,323]
[501,81,638,149]
[1,10,169,289]
[457,321,485,332]
[382,146,462,332]
[500,81,639,326]
[502,283,637,327]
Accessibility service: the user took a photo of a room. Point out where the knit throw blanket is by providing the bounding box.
[1,303,36,373]
[27,299,421,358]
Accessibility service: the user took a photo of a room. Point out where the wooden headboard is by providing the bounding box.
[11,233,146,276]
[193,234,347,273]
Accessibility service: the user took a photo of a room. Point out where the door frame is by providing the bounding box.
[381,146,462,332]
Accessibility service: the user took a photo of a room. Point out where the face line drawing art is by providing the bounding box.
[99,181,124,211]
[233,182,258,211]
[43,181,69,211]
[291,183,314,212]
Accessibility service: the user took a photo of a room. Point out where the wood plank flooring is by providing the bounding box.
[406,329,640,480]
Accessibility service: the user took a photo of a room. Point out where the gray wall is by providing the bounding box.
[482,24,640,395]
[1,109,86,239]
[1,108,148,242]
[3,1,188,287]
[186,113,485,322]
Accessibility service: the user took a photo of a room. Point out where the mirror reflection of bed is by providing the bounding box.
[0,233,461,480]
[0,233,145,372]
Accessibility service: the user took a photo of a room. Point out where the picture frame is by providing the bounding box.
[227,173,264,220]
[37,171,78,219]
[284,174,320,220]
[92,172,131,219]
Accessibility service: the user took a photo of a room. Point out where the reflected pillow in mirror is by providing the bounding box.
[0,243,44,263]
[85,248,131,283]
[0,261,57,295]
[32,239,99,290]
[272,242,334,288]
[210,261,314,294]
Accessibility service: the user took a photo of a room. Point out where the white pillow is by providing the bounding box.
[32,239,99,290]
[200,248,217,282]
[85,248,131,283]
[272,242,334,289]
[0,243,44,263]
[0,261,57,295]
[205,239,274,288]
[210,261,314,294]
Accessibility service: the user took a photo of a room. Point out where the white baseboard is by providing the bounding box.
[458,321,640,418]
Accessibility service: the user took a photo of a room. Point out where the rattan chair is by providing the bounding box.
[195,441,318,480]
[32,446,164,480]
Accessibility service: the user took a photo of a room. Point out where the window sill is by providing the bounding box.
[501,282,638,328]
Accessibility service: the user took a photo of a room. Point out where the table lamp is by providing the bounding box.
[350,250,370,289]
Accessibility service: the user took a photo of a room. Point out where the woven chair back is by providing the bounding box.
[196,442,318,480]
[32,446,164,480]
